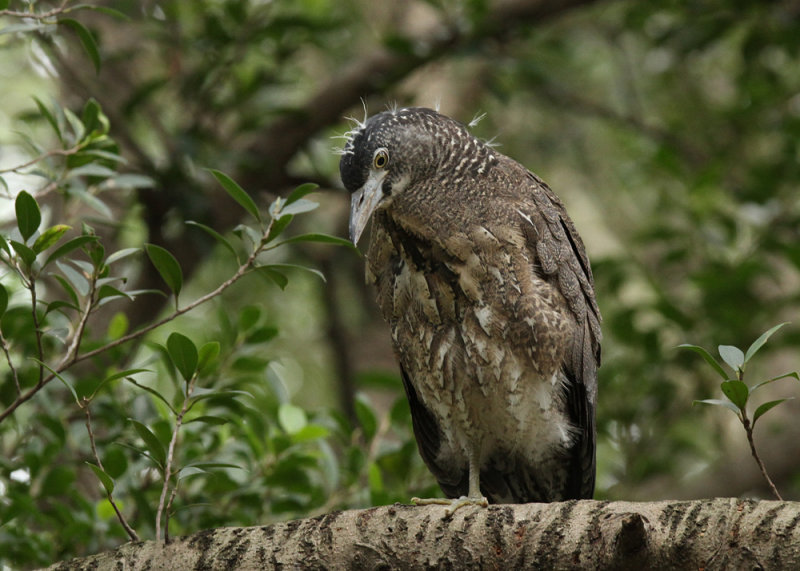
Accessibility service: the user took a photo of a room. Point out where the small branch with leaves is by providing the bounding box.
[679,322,799,500]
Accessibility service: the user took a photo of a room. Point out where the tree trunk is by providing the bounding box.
[46,499,800,570]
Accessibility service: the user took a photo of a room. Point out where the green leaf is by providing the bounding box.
[720,380,749,411]
[60,19,101,73]
[751,371,800,392]
[186,221,240,264]
[55,260,90,296]
[275,198,319,216]
[355,394,378,441]
[145,244,182,298]
[104,247,140,265]
[284,183,319,206]
[167,332,198,382]
[677,344,728,379]
[130,420,166,468]
[0,283,7,317]
[264,214,294,243]
[33,96,62,143]
[11,240,37,269]
[270,232,358,251]
[184,415,229,426]
[209,169,261,222]
[260,263,326,283]
[744,322,790,364]
[753,398,793,425]
[292,424,330,442]
[718,345,745,371]
[692,398,740,414]
[124,377,176,415]
[256,266,288,290]
[31,358,80,406]
[197,341,220,375]
[0,233,10,256]
[32,225,70,254]
[97,284,132,304]
[15,191,41,242]
[43,235,98,268]
[86,462,114,494]
[278,403,307,434]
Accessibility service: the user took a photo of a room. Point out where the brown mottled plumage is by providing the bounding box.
[340,107,601,509]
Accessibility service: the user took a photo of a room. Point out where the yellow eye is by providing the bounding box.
[373,149,389,169]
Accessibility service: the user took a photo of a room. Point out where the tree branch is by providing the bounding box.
[45,499,800,569]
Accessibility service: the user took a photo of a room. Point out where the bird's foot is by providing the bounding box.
[412,495,489,516]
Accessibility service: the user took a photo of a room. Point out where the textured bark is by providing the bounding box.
[47,499,800,570]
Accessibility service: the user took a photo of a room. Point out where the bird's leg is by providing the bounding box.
[412,448,488,515]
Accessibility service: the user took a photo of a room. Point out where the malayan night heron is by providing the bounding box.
[340,107,601,512]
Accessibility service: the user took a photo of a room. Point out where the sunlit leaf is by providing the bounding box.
[55,260,90,296]
[105,247,140,265]
[692,398,740,414]
[275,198,318,216]
[718,345,745,371]
[278,403,307,434]
[32,225,70,254]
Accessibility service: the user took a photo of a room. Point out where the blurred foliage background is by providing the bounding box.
[1,0,800,567]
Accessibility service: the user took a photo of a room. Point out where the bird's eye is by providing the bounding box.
[373,149,389,169]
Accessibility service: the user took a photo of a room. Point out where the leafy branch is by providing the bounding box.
[679,323,799,500]
[0,174,349,424]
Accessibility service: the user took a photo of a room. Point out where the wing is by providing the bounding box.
[399,365,468,499]
[518,170,602,499]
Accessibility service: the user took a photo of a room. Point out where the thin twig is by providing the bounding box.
[83,400,140,541]
[155,375,196,542]
[0,329,21,394]
[0,146,84,175]
[29,281,45,384]
[0,0,70,21]
[742,415,783,501]
[56,270,98,370]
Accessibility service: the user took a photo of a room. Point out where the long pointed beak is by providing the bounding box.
[349,174,386,245]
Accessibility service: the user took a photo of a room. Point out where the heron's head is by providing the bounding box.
[339,107,493,245]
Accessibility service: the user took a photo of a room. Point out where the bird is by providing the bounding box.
[339,107,601,512]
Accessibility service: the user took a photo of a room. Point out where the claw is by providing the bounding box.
[412,495,489,515]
